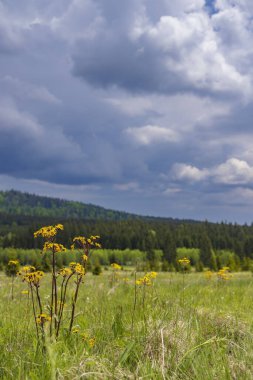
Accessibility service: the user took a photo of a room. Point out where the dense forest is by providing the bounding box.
[0,190,253,269]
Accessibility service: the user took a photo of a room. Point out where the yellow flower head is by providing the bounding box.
[36,313,51,325]
[43,242,66,253]
[9,259,19,265]
[217,267,232,281]
[136,272,157,286]
[178,257,190,267]
[72,235,101,250]
[58,267,72,277]
[204,270,214,280]
[69,262,85,276]
[89,338,95,348]
[74,263,85,276]
[111,263,121,270]
[34,224,64,239]
[22,265,36,273]
[148,271,157,279]
[23,270,44,286]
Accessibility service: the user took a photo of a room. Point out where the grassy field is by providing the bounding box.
[1,270,253,379]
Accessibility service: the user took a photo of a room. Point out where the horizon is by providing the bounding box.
[1,0,253,224]
[1,187,251,226]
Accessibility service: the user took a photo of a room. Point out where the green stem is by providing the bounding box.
[30,285,39,340]
[131,271,137,333]
[69,276,82,333]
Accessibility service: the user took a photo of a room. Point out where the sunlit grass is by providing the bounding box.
[1,271,253,379]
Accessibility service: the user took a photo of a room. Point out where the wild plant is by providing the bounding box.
[17,224,101,342]
[5,259,20,300]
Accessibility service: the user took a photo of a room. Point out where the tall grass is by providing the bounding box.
[1,271,253,379]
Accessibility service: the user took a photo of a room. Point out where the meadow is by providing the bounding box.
[1,268,253,379]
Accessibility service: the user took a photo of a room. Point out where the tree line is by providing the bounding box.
[1,213,253,269]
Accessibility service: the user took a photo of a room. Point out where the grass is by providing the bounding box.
[1,270,253,379]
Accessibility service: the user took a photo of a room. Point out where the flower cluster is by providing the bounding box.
[19,270,44,286]
[36,313,51,325]
[111,263,121,270]
[21,265,36,273]
[72,330,96,348]
[69,262,85,276]
[5,259,20,277]
[204,270,214,280]
[71,235,101,250]
[217,267,232,281]
[34,224,64,239]
[58,267,72,277]
[43,242,66,253]
[8,260,19,266]
[17,225,101,340]
[178,257,190,267]
[136,271,157,286]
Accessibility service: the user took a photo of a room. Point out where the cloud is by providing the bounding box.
[113,182,140,192]
[172,163,209,182]
[70,0,252,99]
[1,76,61,104]
[125,125,178,145]
[172,158,253,185]
[213,158,253,185]
[1,0,253,222]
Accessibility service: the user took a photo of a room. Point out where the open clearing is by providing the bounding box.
[1,271,253,379]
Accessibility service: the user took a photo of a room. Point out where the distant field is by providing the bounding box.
[1,270,253,379]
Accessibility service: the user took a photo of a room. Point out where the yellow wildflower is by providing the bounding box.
[217,267,232,281]
[178,257,190,266]
[8,260,19,265]
[72,235,101,250]
[36,313,51,325]
[89,338,95,348]
[204,270,214,280]
[34,224,64,239]
[111,263,121,270]
[58,267,72,277]
[136,272,157,286]
[43,242,66,253]
[23,270,44,286]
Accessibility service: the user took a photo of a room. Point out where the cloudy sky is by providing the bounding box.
[1,0,253,223]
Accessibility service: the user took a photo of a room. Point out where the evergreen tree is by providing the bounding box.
[199,233,213,268]
[162,231,177,264]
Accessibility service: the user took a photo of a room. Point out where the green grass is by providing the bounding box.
[1,271,253,379]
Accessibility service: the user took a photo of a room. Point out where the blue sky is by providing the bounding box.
[1,0,253,223]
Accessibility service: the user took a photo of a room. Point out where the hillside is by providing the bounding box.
[0,190,143,221]
[0,190,253,265]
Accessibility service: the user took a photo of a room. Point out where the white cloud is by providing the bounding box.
[163,187,182,196]
[125,125,178,145]
[114,182,140,191]
[213,158,253,184]
[146,12,251,96]
[173,158,253,185]
[172,163,208,181]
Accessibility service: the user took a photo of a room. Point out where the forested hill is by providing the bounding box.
[1,190,253,265]
[0,190,146,221]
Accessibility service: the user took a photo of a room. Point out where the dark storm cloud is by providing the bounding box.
[71,0,250,98]
[1,0,253,222]
[72,33,192,95]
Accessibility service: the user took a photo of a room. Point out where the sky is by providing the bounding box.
[1,0,253,223]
